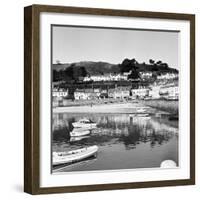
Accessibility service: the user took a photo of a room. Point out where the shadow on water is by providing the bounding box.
[118,122,173,150]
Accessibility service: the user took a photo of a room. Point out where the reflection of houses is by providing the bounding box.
[108,86,130,99]
[52,113,69,131]
[83,73,128,82]
[74,88,100,100]
[131,87,149,99]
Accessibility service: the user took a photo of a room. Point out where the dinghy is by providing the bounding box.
[72,118,97,128]
[70,128,91,137]
[70,135,89,142]
[53,145,98,166]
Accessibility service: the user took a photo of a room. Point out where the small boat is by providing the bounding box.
[70,128,91,137]
[165,96,179,101]
[70,135,89,142]
[137,113,149,117]
[72,118,97,128]
[53,145,98,166]
[136,108,146,113]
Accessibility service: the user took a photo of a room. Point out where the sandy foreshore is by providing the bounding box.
[53,102,164,114]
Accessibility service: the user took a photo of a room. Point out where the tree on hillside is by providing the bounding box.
[156,60,162,65]
[149,59,155,65]
[160,63,169,69]
[80,66,87,77]
[128,70,140,80]
[64,65,74,80]
[120,58,138,72]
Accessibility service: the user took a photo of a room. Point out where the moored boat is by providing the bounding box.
[70,128,91,137]
[70,135,89,142]
[137,113,149,117]
[53,145,98,166]
[72,118,97,128]
[136,108,146,113]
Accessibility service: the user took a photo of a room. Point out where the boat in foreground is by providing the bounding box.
[72,118,97,128]
[53,145,98,166]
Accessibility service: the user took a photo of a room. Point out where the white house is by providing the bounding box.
[139,71,153,80]
[131,87,149,98]
[160,84,179,99]
[123,71,132,76]
[108,87,130,99]
[157,72,178,80]
[74,89,89,100]
[83,73,128,82]
[74,89,100,100]
[149,86,161,99]
[52,88,68,98]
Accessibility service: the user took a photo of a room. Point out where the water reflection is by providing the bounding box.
[52,113,178,150]
[52,113,178,171]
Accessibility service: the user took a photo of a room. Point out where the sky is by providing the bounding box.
[52,25,179,69]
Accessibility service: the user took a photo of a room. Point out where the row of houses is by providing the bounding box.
[52,88,68,98]
[83,73,128,82]
[52,82,179,101]
[74,87,131,100]
[82,71,178,83]
[157,73,178,80]
[73,84,179,100]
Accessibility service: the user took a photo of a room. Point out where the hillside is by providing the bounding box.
[52,59,178,82]
[53,61,120,74]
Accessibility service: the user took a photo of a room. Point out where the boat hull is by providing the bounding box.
[72,122,97,128]
[70,129,90,137]
[53,145,98,166]
[70,135,89,142]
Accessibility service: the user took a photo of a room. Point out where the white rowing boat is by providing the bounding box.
[70,128,91,137]
[70,135,89,142]
[53,145,98,166]
[72,118,97,128]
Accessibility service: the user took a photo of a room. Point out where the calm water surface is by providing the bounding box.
[52,112,178,172]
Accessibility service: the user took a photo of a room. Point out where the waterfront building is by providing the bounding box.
[52,88,68,98]
[131,87,149,99]
[108,86,130,99]
[74,88,101,100]
[149,86,161,99]
[123,71,132,76]
[159,84,179,100]
[74,89,89,100]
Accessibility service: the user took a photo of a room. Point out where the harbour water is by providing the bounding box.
[52,107,178,173]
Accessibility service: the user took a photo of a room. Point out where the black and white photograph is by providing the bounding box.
[51,25,179,173]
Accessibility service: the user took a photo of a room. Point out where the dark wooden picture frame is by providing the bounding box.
[24,4,195,195]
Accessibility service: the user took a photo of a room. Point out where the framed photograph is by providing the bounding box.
[24,4,195,194]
